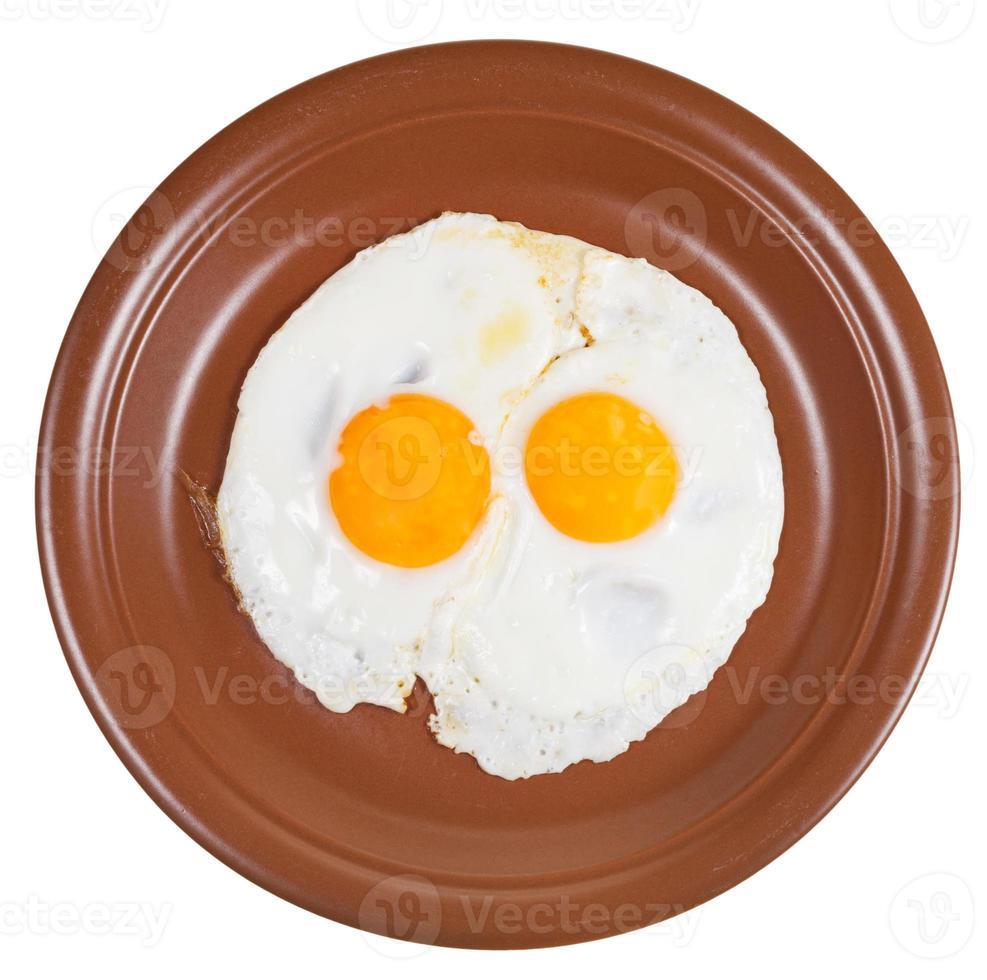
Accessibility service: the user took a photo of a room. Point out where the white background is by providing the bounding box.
[1,0,982,974]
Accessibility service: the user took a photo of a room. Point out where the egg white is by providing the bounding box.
[218,214,784,778]
[217,213,589,712]
[421,250,784,778]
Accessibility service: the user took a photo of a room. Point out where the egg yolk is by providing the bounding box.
[524,392,677,542]
[329,394,490,568]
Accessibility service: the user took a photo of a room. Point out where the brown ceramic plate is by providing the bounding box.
[37,41,958,949]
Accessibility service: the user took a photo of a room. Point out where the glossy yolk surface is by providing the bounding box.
[329,394,491,568]
[524,392,677,542]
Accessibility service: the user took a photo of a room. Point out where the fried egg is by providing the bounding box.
[421,251,784,777]
[217,213,589,711]
[218,213,783,777]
